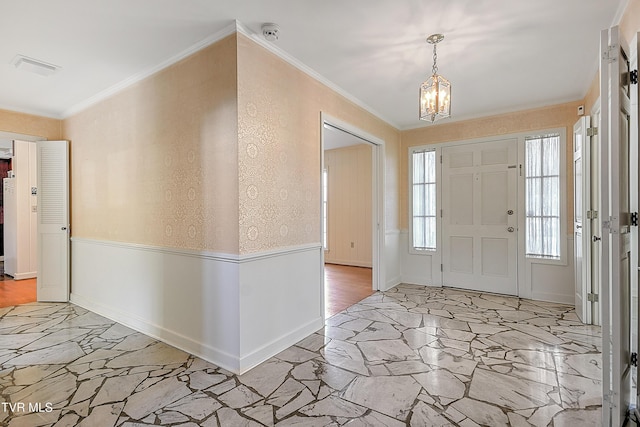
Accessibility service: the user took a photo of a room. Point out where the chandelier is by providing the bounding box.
[419,34,451,122]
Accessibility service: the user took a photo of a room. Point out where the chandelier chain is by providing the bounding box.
[432,44,438,75]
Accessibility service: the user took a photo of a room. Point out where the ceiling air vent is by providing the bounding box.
[12,55,60,77]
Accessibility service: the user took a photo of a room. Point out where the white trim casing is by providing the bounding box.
[320,113,386,293]
[70,238,323,374]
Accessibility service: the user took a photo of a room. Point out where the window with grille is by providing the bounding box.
[411,149,437,250]
[525,133,561,259]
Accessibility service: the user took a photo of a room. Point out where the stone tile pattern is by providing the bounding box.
[0,285,602,426]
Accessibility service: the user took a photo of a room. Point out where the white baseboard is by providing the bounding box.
[401,276,442,287]
[13,272,36,280]
[385,275,401,290]
[70,292,239,372]
[530,292,574,305]
[239,316,323,374]
[324,260,372,268]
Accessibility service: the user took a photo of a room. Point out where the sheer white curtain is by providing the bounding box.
[412,149,437,250]
[525,134,561,258]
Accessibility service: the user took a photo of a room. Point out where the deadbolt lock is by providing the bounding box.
[507,210,514,215]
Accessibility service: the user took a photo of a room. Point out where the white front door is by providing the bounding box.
[600,26,632,427]
[36,140,70,302]
[573,116,591,323]
[442,138,518,295]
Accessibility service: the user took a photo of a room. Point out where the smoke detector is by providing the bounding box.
[262,23,280,41]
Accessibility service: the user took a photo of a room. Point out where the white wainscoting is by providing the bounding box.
[399,230,441,287]
[237,245,324,372]
[398,231,575,304]
[71,238,323,374]
[384,229,401,290]
[524,235,575,304]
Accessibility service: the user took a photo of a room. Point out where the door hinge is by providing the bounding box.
[631,212,638,226]
[603,217,619,234]
[586,210,598,219]
[630,69,638,85]
[587,293,599,303]
[603,45,618,62]
[632,352,638,367]
[440,264,443,272]
[586,127,598,137]
[440,209,443,218]
[440,155,442,164]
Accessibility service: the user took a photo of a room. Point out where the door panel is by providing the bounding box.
[36,140,69,302]
[442,138,518,295]
[600,26,632,427]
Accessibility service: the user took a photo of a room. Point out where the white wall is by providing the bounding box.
[71,238,323,374]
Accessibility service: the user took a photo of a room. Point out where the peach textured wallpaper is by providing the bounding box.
[0,109,61,140]
[64,34,240,253]
[324,144,373,267]
[400,101,582,230]
[237,33,400,254]
[63,31,400,256]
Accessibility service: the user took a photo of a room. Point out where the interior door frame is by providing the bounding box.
[573,116,591,323]
[320,113,386,317]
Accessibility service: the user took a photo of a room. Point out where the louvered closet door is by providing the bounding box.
[37,140,70,302]
[442,138,518,295]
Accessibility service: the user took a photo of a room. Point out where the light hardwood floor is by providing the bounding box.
[324,263,374,318]
[0,277,36,308]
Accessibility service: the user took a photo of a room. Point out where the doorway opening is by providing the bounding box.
[0,133,46,308]
[321,115,385,319]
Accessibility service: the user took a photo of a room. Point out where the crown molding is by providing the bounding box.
[57,19,396,129]
[235,21,398,129]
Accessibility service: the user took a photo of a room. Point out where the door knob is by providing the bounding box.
[61,227,67,231]
[507,227,515,232]
[507,210,514,215]
[592,235,601,242]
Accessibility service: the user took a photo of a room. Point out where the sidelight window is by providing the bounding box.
[525,133,561,259]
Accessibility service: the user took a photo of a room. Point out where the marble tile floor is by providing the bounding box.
[0,284,602,426]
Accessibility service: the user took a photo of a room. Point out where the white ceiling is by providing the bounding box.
[0,0,626,131]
